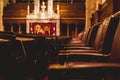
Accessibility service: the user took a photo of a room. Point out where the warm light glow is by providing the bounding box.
[102,0,106,4]
[52,33,55,36]
[27,5,30,15]
[57,4,60,15]
[53,27,55,31]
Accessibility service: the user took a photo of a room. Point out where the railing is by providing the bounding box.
[3,17,85,37]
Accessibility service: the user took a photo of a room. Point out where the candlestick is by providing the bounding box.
[27,5,30,15]
[57,4,60,15]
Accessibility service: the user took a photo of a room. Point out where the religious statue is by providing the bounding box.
[34,24,45,34]
[43,26,50,35]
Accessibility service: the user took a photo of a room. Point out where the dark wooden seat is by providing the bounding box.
[0,38,17,80]
[59,22,103,63]
[13,33,48,80]
[64,22,102,47]
[0,31,15,41]
[61,17,110,51]
[58,13,120,64]
[42,35,71,64]
[0,32,48,80]
[48,12,120,80]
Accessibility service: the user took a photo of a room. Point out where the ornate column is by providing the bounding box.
[34,0,40,15]
[0,0,4,31]
[48,0,53,16]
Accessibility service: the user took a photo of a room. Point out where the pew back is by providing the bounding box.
[110,16,120,62]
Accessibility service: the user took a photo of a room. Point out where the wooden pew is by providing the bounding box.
[48,14,120,80]
[0,38,17,80]
[58,12,120,64]
[44,35,71,64]
[0,32,48,80]
[63,22,102,47]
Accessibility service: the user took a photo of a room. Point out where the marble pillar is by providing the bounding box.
[0,0,4,31]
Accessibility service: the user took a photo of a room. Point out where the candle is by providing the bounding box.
[27,5,30,15]
[57,4,60,15]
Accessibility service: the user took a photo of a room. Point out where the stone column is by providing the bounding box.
[85,0,92,30]
[86,0,99,30]
[0,0,4,31]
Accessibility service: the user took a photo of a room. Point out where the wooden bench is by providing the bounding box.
[58,13,120,64]
[48,14,120,80]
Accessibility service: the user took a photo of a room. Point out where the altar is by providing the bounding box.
[26,0,60,36]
